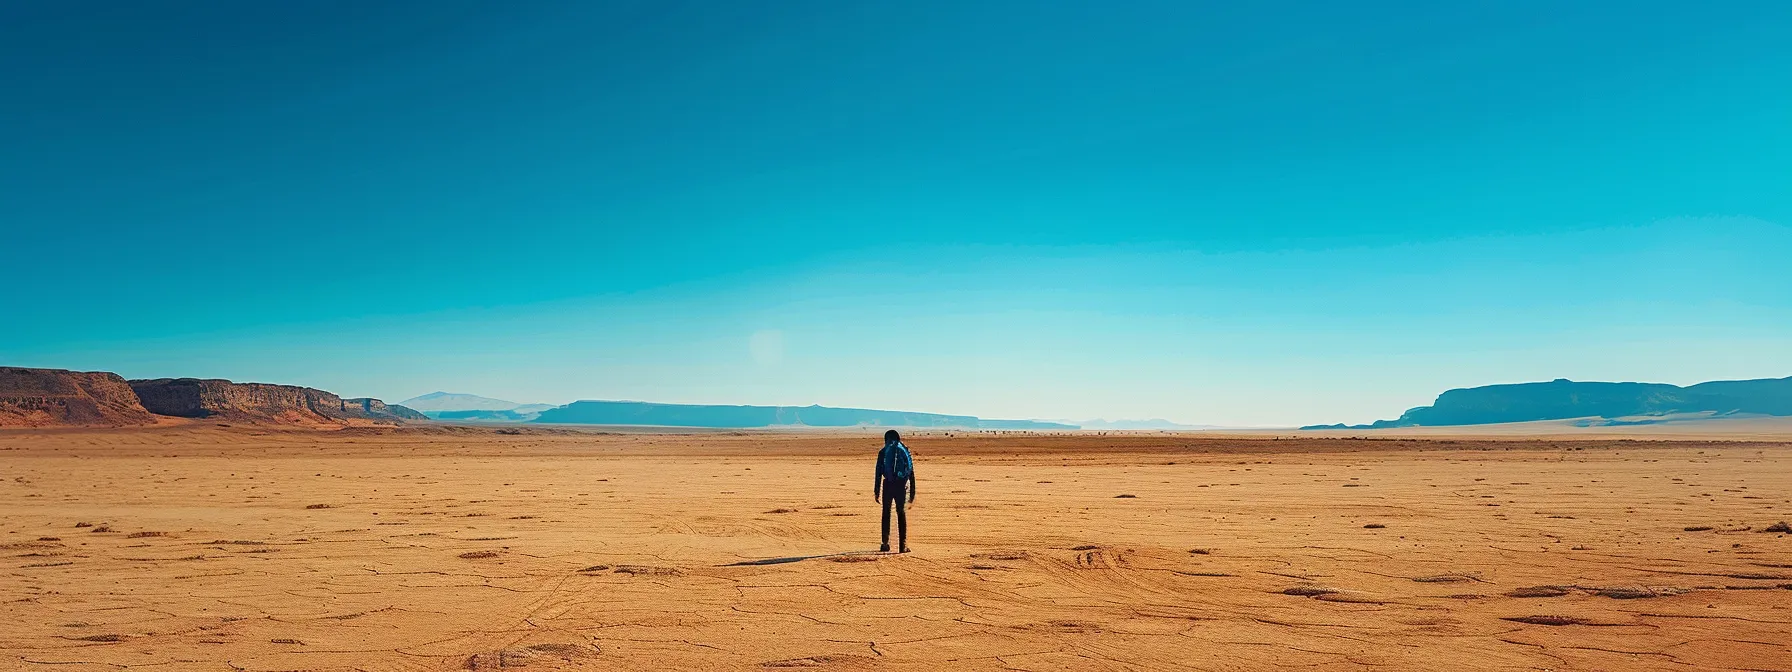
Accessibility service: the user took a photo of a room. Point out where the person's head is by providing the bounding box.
[884,429,900,445]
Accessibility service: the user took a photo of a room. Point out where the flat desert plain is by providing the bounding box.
[2,427,1790,671]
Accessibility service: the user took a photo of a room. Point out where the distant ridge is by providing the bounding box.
[533,400,1076,429]
[397,392,528,412]
[1304,376,1792,429]
[396,392,556,421]
[0,366,421,428]
[130,378,423,425]
[1069,419,1219,430]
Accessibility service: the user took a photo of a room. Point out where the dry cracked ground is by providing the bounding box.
[1,426,1789,671]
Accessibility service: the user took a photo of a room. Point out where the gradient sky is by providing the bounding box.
[4,1,1790,426]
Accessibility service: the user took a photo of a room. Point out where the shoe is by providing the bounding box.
[880,544,890,553]
[900,546,911,553]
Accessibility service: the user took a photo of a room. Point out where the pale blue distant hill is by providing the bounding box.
[396,392,557,421]
[398,392,528,412]
[533,400,1075,430]
[1068,419,1220,430]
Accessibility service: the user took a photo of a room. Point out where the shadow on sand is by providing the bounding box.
[719,550,885,567]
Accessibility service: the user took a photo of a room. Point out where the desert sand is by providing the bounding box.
[2,425,1789,671]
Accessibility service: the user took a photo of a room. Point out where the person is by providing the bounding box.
[873,429,916,553]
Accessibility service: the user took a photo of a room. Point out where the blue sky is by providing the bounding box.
[4,2,1789,425]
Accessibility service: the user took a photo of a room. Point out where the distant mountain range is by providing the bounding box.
[536,401,1074,429]
[1303,376,1792,429]
[1063,419,1222,430]
[401,392,1076,429]
[397,392,554,413]
[395,392,556,421]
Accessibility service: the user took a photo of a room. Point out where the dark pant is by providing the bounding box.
[881,477,908,549]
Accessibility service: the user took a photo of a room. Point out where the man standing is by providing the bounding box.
[873,429,916,553]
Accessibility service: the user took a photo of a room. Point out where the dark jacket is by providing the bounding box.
[874,441,916,499]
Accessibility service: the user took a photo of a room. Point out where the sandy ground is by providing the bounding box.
[2,426,1790,671]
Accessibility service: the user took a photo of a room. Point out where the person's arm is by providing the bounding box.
[873,448,884,501]
[908,462,917,504]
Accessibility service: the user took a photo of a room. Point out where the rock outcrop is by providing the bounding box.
[0,367,159,427]
[128,378,420,425]
[346,397,429,421]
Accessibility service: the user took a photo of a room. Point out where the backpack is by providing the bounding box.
[885,441,913,480]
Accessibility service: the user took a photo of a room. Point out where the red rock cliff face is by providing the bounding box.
[0,367,158,427]
[129,379,418,425]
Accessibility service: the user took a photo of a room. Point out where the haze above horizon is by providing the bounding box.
[5,2,1790,426]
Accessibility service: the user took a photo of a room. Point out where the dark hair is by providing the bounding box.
[884,429,900,443]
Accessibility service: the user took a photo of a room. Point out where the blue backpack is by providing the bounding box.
[885,441,913,480]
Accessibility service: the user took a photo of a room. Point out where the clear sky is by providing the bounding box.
[4,2,1790,426]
